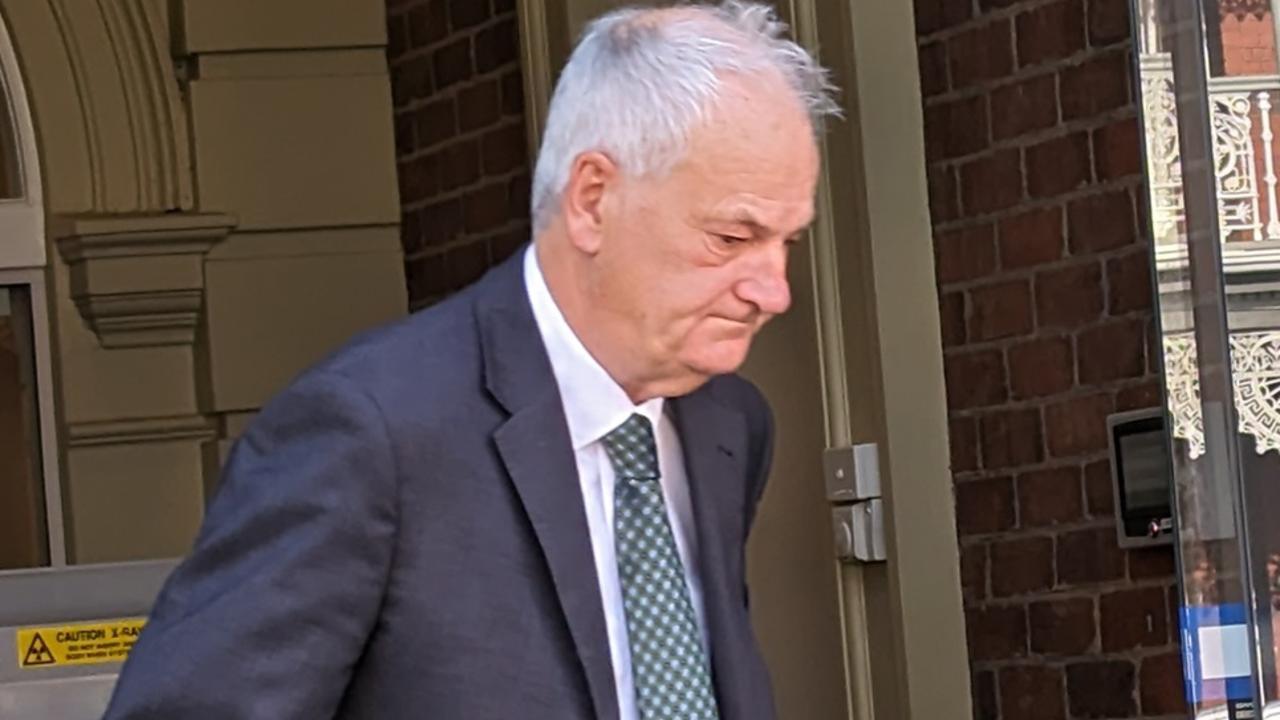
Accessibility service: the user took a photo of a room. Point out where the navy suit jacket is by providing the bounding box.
[102,248,778,719]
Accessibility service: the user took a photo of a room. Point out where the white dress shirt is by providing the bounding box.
[524,247,709,720]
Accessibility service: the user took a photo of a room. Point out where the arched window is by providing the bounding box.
[0,10,63,571]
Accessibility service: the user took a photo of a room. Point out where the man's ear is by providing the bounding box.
[561,151,618,255]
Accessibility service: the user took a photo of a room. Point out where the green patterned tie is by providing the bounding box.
[603,413,720,720]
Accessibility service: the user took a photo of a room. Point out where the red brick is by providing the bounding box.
[1045,392,1114,457]
[991,73,1058,141]
[1084,459,1114,516]
[1067,661,1136,717]
[463,182,509,233]
[961,149,1023,216]
[387,14,408,59]
[971,280,1033,341]
[1030,597,1095,654]
[490,226,528,264]
[1018,465,1083,526]
[966,604,1028,661]
[1129,546,1175,579]
[936,224,997,285]
[991,536,1055,596]
[445,241,490,291]
[501,69,525,116]
[1000,665,1066,720]
[408,0,448,48]
[1068,189,1136,253]
[1035,261,1104,329]
[404,252,450,299]
[951,416,980,473]
[980,407,1045,469]
[440,139,481,191]
[918,41,948,97]
[1106,247,1153,314]
[973,670,998,720]
[914,0,972,35]
[433,36,473,90]
[416,96,457,149]
[422,197,464,247]
[940,291,966,348]
[1093,116,1141,180]
[924,95,989,161]
[1026,132,1091,198]
[1008,335,1074,399]
[394,112,415,154]
[392,55,434,107]
[962,543,988,600]
[1089,0,1132,46]
[1061,51,1131,120]
[956,477,1017,535]
[508,173,530,220]
[1016,0,1086,68]
[1057,526,1126,585]
[475,19,520,73]
[401,209,423,254]
[1140,652,1187,715]
[1100,587,1167,650]
[949,20,1013,90]
[399,156,438,204]
[999,206,1063,269]
[482,122,528,174]
[945,350,1009,410]
[1116,380,1161,412]
[448,0,490,31]
[458,79,501,130]
[1078,319,1146,383]
[928,164,960,223]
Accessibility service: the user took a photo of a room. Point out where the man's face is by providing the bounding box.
[588,77,820,394]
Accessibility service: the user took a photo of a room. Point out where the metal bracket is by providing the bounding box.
[825,444,886,563]
[832,499,887,563]
[823,443,880,502]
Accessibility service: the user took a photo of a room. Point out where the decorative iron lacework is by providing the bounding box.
[1140,55,1279,246]
[1219,0,1272,19]
[1165,331,1280,458]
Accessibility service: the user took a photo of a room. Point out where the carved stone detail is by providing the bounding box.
[53,212,236,348]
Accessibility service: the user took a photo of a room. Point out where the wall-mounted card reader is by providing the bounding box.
[1107,408,1174,548]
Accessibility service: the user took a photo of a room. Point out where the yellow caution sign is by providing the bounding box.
[16,618,146,669]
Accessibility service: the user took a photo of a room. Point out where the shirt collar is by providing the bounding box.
[524,246,663,450]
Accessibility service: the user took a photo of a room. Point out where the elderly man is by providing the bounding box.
[103,2,837,718]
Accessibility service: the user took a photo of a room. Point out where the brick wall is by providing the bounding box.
[915,0,1185,717]
[386,0,532,308]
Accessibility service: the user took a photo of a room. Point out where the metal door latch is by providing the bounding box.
[825,444,886,563]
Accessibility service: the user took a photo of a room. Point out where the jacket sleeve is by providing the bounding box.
[102,370,400,720]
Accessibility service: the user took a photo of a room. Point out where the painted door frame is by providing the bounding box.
[516,1,972,717]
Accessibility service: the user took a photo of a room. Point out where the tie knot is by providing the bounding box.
[602,413,659,481]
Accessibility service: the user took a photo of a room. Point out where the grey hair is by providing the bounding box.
[530,1,840,233]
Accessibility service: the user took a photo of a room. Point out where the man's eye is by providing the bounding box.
[715,234,749,245]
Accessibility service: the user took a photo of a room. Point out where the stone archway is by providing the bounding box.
[0,0,405,563]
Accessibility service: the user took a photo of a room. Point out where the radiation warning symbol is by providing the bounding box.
[21,632,55,667]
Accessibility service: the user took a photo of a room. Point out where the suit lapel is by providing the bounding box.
[671,387,753,719]
[476,251,619,720]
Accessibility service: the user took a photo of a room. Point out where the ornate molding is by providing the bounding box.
[1165,330,1280,458]
[66,413,218,448]
[53,212,236,348]
[43,0,193,211]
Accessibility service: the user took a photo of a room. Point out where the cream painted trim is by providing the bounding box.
[65,414,218,448]
[0,7,44,269]
[517,0,570,168]
[0,268,67,566]
[831,0,973,717]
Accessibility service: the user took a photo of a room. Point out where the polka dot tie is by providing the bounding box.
[603,414,720,720]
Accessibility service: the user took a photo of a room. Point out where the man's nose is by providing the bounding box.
[736,249,792,316]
